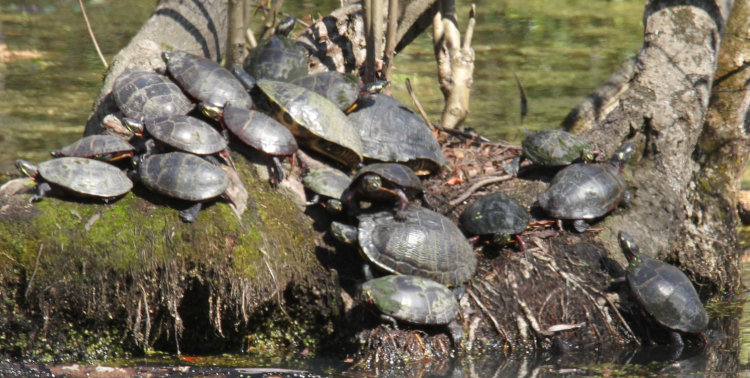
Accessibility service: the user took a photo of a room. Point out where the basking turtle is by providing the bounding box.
[163,50,252,120]
[244,16,308,82]
[460,192,530,251]
[330,207,477,287]
[291,71,387,113]
[359,275,462,345]
[252,79,363,168]
[51,134,135,163]
[343,163,429,219]
[347,94,445,175]
[616,231,708,349]
[536,142,635,232]
[124,115,228,158]
[16,157,132,202]
[112,68,194,124]
[506,129,600,174]
[222,103,298,184]
[136,152,229,222]
[302,166,351,212]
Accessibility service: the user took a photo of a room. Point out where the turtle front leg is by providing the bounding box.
[31,182,52,202]
[179,202,203,223]
[269,156,286,185]
[446,320,463,348]
[668,331,685,359]
[572,219,589,233]
[377,187,409,221]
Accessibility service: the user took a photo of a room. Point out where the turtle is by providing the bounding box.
[616,230,708,349]
[163,50,253,120]
[50,134,135,163]
[536,142,635,232]
[359,275,463,345]
[112,68,194,125]
[459,192,531,251]
[16,157,133,202]
[123,115,228,159]
[136,152,229,222]
[222,103,298,184]
[244,16,308,82]
[291,71,387,113]
[347,93,445,175]
[302,166,351,212]
[342,163,430,219]
[330,207,477,287]
[252,79,363,168]
[506,129,601,175]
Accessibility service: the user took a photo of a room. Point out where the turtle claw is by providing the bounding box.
[394,209,408,222]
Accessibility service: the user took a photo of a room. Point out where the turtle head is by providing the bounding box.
[16,159,39,180]
[161,50,173,63]
[617,230,640,262]
[199,102,224,121]
[610,142,635,170]
[579,148,595,163]
[122,117,145,136]
[275,16,297,37]
[330,221,358,245]
[326,198,344,213]
[360,174,382,194]
[492,232,512,246]
[361,80,389,96]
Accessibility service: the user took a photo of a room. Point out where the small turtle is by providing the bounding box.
[460,192,531,251]
[124,115,228,158]
[536,142,635,232]
[343,163,430,219]
[222,103,298,184]
[244,16,308,82]
[330,207,477,287]
[51,134,135,163]
[359,275,462,345]
[163,50,253,120]
[112,68,194,125]
[302,166,351,212]
[252,79,363,168]
[16,157,132,202]
[347,94,445,175]
[506,129,600,174]
[291,71,387,113]
[616,231,708,349]
[136,152,229,222]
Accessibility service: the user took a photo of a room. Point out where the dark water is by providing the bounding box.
[0,0,747,375]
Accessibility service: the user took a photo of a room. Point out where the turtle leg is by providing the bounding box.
[362,264,375,281]
[270,156,286,184]
[621,190,632,207]
[446,320,463,348]
[377,188,409,221]
[515,234,526,252]
[31,182,52,202]
[341,188,359,217]
[305,194,321,206]
[179,202,203,223]
[380,314,399,330]
[556,219,564,231]
[668,331,685,359]
[504,156,522,176]
[467,235,480,245]
[572,219,589,233]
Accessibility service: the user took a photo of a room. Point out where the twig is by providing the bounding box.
[259,248,289,317]
[24,244,44,299]
[449,174,513,206]
[78,0,108,68]
[467,288,513,352]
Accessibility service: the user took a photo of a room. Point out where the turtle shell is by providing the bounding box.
[350,163,424,199]
[165,50,252,109]
[347,94,445,175]
[357,207,477,287]
[291,71,359,111]
[113,68,194,121]
[522,129,592,166]
[138,152,228,201]
[38,157,132,198]
[245,35,308,82]
[51,135,135,162]
[253,79,363,167]
[627,254,708,333]
[302,166,351,200]
[359,275,458,325]
[223,104,298,156]
[145,115,227,155]
[460,192,530,237]
[536,162,627,220]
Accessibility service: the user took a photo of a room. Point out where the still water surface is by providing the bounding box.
[0,0,747,375]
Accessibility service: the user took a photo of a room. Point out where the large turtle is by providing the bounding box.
[252,79,363,168]
[163,50,252,120]
[51,135,135,163]
[112,68,194,124]
[359,275,462,345]
[16,157,132,202]
[342,163,430,219]
[536,142,635,232]
[330,207,477,287]
[460,192,530,251]
[136,152,229,222]
[244,16,308,82]
[347,94,445,175]
[616,231,708,349]
[124,115,228,158]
